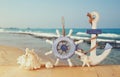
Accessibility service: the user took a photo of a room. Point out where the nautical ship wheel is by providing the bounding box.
[52,36,76,59]
[44,17,83,67]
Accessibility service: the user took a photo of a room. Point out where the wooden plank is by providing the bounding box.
[0,65,120,77]
[95,65,115,77]
[111,65,120,77]
[51,67,97,77]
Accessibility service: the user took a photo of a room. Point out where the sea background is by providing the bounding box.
[0,28,120,65]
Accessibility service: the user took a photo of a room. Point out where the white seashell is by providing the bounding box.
[17,48,41,70]
[45,62,53,69]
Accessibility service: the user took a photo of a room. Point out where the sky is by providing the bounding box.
[0,0,120,28]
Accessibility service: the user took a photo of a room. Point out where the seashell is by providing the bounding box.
[45,62,53,69]
[17,48,41,70]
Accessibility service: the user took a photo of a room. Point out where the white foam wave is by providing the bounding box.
[0,29,20,33]
[28,32,57,38]
[0,29,57,38]
[71,36,89,40]
[0,29,5,32]
[99,33,120,38]
[72,35,120,43]
[76,32,120,43]
[77,32,120,38]
[76,32,89,36]
[97,39,120,44]
[18,31,57,38]
[0,29,120,43]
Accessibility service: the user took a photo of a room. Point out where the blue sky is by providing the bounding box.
[0,0,120,28]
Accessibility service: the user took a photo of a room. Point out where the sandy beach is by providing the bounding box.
[0,45,23,65]
[0,45,120,77]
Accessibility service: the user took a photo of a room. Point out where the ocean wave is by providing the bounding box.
[0,29,5,32]
[71,36,89,40]
[0,28,120,43]
[24,32,57,38]
[0,28,57,38]
[24,32,120,43]
[76,32,120,38]
[99,33,120,38]
[76,32,89,36]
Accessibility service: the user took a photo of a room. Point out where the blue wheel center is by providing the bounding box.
[61,45,68,51]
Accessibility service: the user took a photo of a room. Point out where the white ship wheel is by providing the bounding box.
[45,17,83,67]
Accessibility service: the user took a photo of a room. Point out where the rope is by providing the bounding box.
[89,35,98,41]
[80,34,98,54]
[88,44,98,52]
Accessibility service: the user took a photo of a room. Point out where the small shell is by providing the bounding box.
[45,62,53,69]
[17,48,41,70]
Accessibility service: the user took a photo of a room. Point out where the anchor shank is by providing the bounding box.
[90,34,97,56]
[90,18,97,57]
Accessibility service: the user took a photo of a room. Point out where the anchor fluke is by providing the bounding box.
[104,43,113,50]
[89,44,112,65]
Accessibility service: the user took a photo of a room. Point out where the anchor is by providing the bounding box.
[76,11,112,65]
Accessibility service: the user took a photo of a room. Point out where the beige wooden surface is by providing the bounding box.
[0,65,120,77]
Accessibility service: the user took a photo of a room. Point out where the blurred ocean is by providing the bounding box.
[0,28,120,41]
[0,27,120,65]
